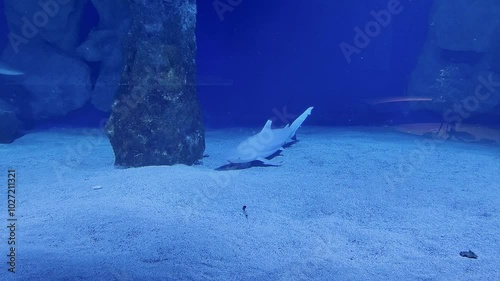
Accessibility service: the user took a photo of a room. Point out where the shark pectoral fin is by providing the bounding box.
[257,157,283,166]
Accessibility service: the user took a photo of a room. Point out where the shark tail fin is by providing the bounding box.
[289,107,313,136]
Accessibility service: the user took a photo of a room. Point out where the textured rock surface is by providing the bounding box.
[5,0,87,52]
[106,0,205,167]
[2,44,91,119]
[0,99,21,143]
[76,0,130,111]
[2,0,94,122]
[76,28,128,111]
[0,75,33,121]
[90,0,130,29]
[408,0,500,117]
[432,0,500,52]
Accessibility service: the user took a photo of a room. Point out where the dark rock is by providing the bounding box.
[90,0,130,29]
[106,0,205,167]
[432,0,500,52]
[2,0,92,121]
[4,0,87,53]
[76,27,129,111]
[76,0,131,111]
[0,77,34,126]
[1,44,91,119]
[0,99,21,143]
[408,1,500,117]
[440,49,483,64]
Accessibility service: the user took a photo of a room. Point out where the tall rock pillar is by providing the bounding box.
[106,0,205,167]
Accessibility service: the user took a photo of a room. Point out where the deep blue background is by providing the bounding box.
[196,0,435,127]
[1,0,451,129]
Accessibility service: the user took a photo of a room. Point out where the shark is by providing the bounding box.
[0,60,24,76]
[226,107,314,165]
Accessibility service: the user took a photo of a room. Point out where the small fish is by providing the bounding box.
[459,250,478,259]
[0,60,24,76]
[361,96,432,105]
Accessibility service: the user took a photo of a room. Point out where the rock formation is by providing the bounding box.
[4,0,87,53]
[2,44,91,119]
[1,0,91,125]
[76,0,131,111]
[0,99,21,143]
[106,0,205,167]
[408,0,500,118]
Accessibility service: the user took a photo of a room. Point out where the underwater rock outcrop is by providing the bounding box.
[1,44,91,119]
[0,80,33,142]
[76,0,131,111]
[1,0,92,124]
[407,0,500,117]
[106,0,205,167]
[4,0,87,53]
[0,99,21,143]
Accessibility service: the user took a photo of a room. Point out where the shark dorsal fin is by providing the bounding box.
[261,120,272,132]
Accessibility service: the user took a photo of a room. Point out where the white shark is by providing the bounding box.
[227,107,313,165]
[0,60,24,76]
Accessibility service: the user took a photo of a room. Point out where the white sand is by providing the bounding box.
[0,126,499,280]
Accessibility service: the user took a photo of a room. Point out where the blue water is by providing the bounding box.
[5,0,433,128]
[196,0,435,127]
[1,1,500,280]
[4,0,496,129]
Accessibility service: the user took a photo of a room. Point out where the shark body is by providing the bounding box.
[0,60,24,76]
[227,107,313,165]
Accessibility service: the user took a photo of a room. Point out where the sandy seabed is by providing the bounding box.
[0,126,499,280]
